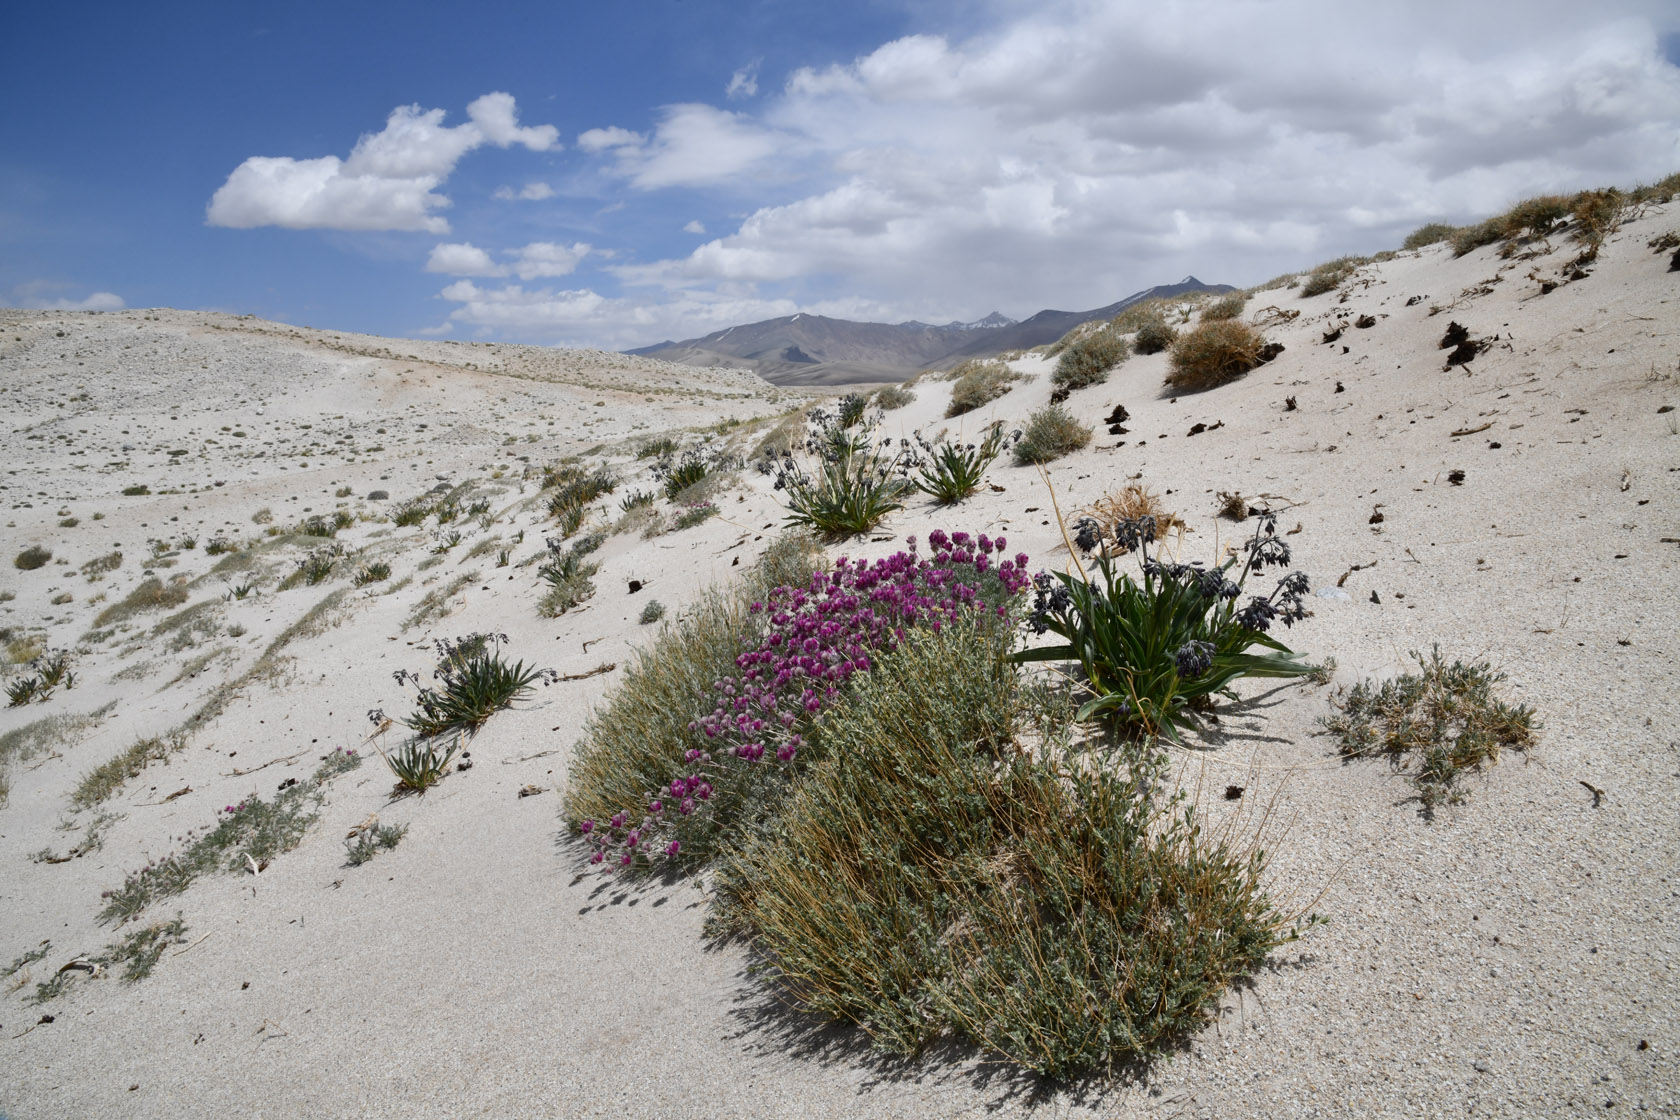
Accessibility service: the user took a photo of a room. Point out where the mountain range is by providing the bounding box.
[626,276,1235,386]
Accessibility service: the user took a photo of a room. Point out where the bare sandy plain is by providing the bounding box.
[1,200,1677,1119]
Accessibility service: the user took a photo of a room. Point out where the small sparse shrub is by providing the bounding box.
[1571,188,1625,255]
[1012,403,1091,465]
[122,484,151,497]
[1052,328,1129,394]
[946,359,1021,417]
[1018,512,1316,734]
[619,490,656,513]
[430,529,463,553]
[673,502,716,530]
[1132,318,1177,355]
[299,514,339,538]
[1320,645,1538,808]
[59,517,79,528]
[638,599,666,625]
[911,423,1020,504]
[14,546,51,571]
[1200,293,1247,321]
[335,486,355,498]
[203,537,235,556]
[1299,257,1366,297]
[223,579,258,600]
[99,915,187,982]
[345,822,407,865]
[355,561,392,586]
[392,499,432,527]
[74,733,186,809]
[872,384,915,410]
[98,758,347,925]
[1403,222,1456,250]
[251,506,274,524]
[1166,320,1268,392]
[1083,483,1184,544]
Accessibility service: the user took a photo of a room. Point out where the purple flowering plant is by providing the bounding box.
[1014,510,1316,735]
[578,528,1031,869]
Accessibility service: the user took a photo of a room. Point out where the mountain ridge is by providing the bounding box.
[626,276,1235,386]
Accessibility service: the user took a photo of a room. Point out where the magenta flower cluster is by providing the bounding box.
[579,529,1029,871]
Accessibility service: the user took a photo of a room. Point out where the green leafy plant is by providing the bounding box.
[772,407,912,538]
[1012,403,1091,465]
[100,915,187,981]
[281,545,343,588]
[618,489,656,512]
[835,392,868,428]
[537,534,602,616]
[1319,646,1538,808]
[354,561,391,586]
[1015,511,1316,735]
[911,423,1019,504]
[384,633,555,741]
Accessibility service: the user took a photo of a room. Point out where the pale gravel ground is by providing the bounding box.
[1,201,1678,1118]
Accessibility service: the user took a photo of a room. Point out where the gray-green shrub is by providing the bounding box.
[1013,403,1091,464]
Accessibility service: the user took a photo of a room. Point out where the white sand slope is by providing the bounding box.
[1,201,1677,1119]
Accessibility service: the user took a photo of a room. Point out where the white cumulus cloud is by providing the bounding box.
[493,181,556,201]
[16,290,127,312]
[683,220,706,234]
[426,242,502,276]
[600,0,1680,330]
[207,93,559,233]
[581,104,782,189]
[425,240,591,279]
[726,63,760,99]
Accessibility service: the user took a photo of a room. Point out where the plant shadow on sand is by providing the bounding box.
[713,954,1164,1113]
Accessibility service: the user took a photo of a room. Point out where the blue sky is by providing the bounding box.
[4,1,1678,351]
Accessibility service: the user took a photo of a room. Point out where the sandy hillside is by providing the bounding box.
[1,200,1677,1119]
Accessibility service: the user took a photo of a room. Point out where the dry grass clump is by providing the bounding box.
[1051,327,1129,394]
[1199,293,1247,321]
[1299,256,1368,298]
[946,359,1021,417]
[753,409,808,458]
[1166,320,1268,392]
[1013,403,1092,464]
[93,577,190,627]
[73,733,186,809]
[710,622,1297,1077]
[1403,222,1457,250]
[1082,484,1184,547]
